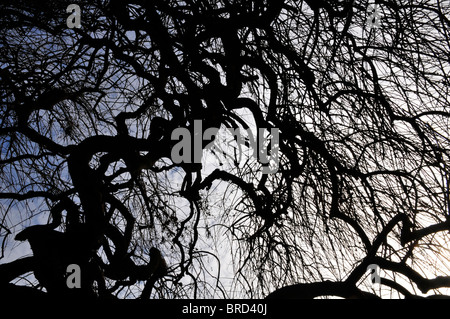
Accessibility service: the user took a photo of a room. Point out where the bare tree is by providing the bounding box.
[0,0,449,299]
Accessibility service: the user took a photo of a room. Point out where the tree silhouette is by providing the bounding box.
[1,0,450,299]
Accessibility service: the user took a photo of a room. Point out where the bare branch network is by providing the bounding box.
[0,0,449,299]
